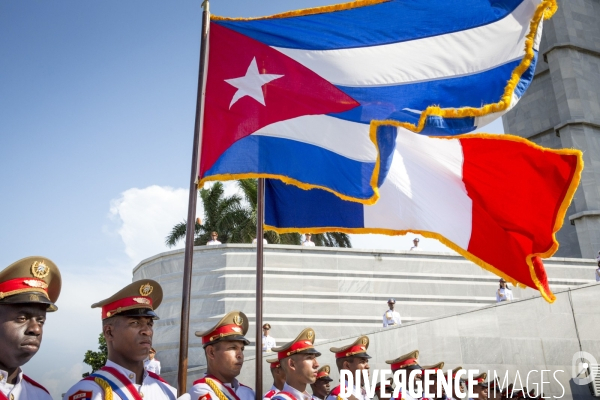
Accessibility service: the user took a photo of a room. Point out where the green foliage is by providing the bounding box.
[165,179,351,248]
[82,334,108,377]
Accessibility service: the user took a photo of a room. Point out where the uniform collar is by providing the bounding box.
[270,385,280,393]
[105,360,148,384]
[206,374,240,390]
[0,368,22,386]
[283,383,311,400]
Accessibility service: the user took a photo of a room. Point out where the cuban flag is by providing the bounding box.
[265,128,582,303]
[199,0,557,204]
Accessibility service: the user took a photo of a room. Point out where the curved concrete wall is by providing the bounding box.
[131,244,597,389]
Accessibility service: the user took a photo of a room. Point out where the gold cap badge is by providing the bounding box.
[307,330,314,340]
[139,283,153,296]
[233,315,243,326]
[30,261,50,279]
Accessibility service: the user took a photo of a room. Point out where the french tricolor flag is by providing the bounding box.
[198,0,557,204]
[265,128,582,302]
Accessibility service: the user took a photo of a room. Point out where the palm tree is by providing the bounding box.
[165,180,351,248]
[166,182,247,247]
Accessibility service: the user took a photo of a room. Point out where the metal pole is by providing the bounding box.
[177,0,210,393]
[255,178,265,400]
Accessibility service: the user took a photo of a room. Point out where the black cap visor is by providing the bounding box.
[110,308,159,320]
[300,347,322,357]
[0,292,57,311]
[203,334,251,348]
[318,376,334,383]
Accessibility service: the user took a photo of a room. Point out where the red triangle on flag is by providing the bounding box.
[200,22,359,178]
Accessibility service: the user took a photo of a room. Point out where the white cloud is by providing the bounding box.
[109,185,202,263]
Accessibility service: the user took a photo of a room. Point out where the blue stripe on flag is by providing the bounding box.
[214,0,524,50]
[329,56,527,124]
[326,51,537,135]
[265,126,398,229]
[205,135,376,200]
[265,179,365,229]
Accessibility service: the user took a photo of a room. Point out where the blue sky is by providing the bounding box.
[0,1,503,398]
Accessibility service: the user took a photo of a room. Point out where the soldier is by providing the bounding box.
[445,367,464,400]
[264,358,286,400]
[470,373,488,400]
[65,279,177,400]
[271,328,321,400]
[326,336,371,400]
[0,256,61,400]
[420,362,444,400]
[144,348,161,375]
[486,378,502,400]
[188,311,254,400]
[310,366,333,400]
[382,299,401,328]
[385,350,423,400]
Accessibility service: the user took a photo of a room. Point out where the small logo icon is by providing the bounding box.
[233,315,243,326]
[139,283,153,296]
[31,261,50,279]
[572,351,598,385]
[307,330,314,340]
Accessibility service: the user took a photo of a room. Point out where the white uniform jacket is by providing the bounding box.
[263,385,280,400]
[382,310,402,327]
[64,360,177,400]
[326,381,370,400]
[271,383,312,400]
[144,359,162,375]
[189,375,255,400]
[0,369,51,400]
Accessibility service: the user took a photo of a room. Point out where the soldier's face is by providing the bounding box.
[208,340,245,380]
[290,353,319,385]
[345,356,370,380]
[311,379,330,398]
[473,385,488,400]
[105,316,153,362]
[0,304,47,370]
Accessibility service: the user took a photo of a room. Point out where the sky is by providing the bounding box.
[0,1,503,398]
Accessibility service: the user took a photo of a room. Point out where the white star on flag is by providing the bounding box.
[224,57,284,109]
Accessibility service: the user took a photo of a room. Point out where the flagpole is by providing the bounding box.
[255,178,265,400]
[177,0,210,393]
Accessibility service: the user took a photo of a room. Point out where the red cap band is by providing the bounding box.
[278,339,314,360]
[391,358,418,371]
[202,323,244,344]
[270,361,281,369]
[0,278,48,298]
[335,345,367,358]
[102,296,153,319]
[316,371,329,379]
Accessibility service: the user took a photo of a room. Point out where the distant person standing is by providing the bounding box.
[263,323,277,352]
[596,263,600,282]
[409,238,421,251]
[496,278,513,302]
[302,233,315,247]
[382,299,402,327]
[207,231,222,245]
[144,347,161,375]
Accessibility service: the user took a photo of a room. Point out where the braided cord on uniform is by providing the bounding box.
[205,378,229,400]
[94,377,114,400]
